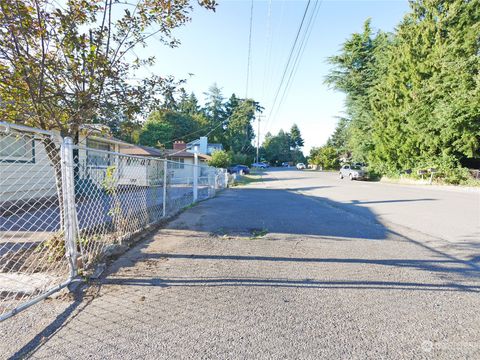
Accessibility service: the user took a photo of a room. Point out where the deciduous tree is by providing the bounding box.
[0,0,217,139]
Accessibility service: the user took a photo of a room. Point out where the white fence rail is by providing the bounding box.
[0,123,227,321]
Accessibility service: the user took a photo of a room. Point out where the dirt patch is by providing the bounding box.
[1,246,68,274]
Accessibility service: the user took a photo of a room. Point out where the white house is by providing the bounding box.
[186,136,223,156]
[0,122,126,204]
[120,141,211,185]
[1,122,217,208]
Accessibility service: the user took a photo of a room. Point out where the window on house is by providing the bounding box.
[0,134,35,163]
[171,157,185,169]
[86,139,112,166]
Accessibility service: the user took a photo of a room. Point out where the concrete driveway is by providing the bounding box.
[1,169,479,359]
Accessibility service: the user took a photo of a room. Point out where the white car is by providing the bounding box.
[296,163,306,170]
[339,165,366,180]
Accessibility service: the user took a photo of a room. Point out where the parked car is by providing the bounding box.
[227,165,250,175]
[352,162,367,168]
[339,164,366,180]
[296,163,306,170]
[281,162,290,167]
[251,162,268,169]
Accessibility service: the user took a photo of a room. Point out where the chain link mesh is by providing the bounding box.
[1,124,228,321]
[72,147,167,271]
[72,147,226,273]
[0,127,69,320]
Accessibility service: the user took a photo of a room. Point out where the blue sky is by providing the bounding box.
[140,0,411,153]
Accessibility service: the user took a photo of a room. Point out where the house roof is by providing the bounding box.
[163,149,212,161]
[88,134,131,147]
[80,125,131,146]
[120,144,211,161]
[120,144,164,157]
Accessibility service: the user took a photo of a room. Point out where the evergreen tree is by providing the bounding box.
[203,83,226,144]
[325,0,479,182]
[289,124,304,149]
[225,99,256,153]
[263,129,293,165]
[326,117,350,156]
[325,19,388,163]
[178,91,201,116]
[139,110,203,148]
[225,93,240,120]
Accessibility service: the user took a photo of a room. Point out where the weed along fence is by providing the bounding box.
[0,122,228,321]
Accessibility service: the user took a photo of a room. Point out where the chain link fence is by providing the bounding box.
[0,122,227,321]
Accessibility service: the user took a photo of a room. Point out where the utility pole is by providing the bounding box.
[256,115,264,164]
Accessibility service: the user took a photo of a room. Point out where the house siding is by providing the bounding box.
[169,158,195,184]
[168,158,210,184]
[0,134,120,204]
[0,138,57,203]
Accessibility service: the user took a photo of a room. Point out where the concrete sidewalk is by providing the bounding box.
[2,183,479,359]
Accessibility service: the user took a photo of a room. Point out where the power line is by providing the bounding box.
[167,121,225,157]
[245,0,254,98]
[264,0,312,131]
[264,0,287,104]
[270,0,322,123]
[169,121,223,144]
[261,0,273,99]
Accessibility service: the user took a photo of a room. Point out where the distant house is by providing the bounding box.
[0,122,127,203]
[1,121,218,206]
[120,141,211,164]
[120,141,211,185]
[186,136,223,156]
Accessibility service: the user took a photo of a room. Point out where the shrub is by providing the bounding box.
[310,146,340,170]
[230,152,252,167]
[208,150,232,168]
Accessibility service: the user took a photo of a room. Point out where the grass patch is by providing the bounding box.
[184,202,199,210]
[380,174,480,187]
[232,174,264,187]
[250,228,269,238]
[250,168,266,175]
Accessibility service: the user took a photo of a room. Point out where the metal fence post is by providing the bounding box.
[163,159,168,217]
[61,137,78,279]
[210,169,215,197]
[193,152,198,202]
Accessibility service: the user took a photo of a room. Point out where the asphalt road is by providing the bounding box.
[263,169,480,263]
[2,169,479,359]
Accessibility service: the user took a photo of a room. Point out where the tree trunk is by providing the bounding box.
[43,137,65,231]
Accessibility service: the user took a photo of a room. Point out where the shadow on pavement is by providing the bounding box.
[112,253,480,278]
[350,198,437,205]
[6,186,479,358]
[103,276,480,293]
[174,188,442,242]
[179,187,391,240]
[285,186,335,191]
[8,286,99,359]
